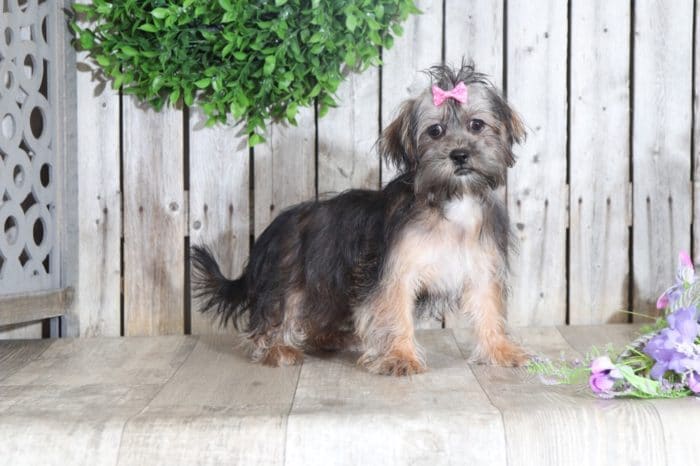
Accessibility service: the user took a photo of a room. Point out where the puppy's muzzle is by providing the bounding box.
[449,149,471,175]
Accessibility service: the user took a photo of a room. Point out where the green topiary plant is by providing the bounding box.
[70,0,419,145]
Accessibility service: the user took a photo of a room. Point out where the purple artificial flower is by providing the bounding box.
[688,372,700,394]
[644,306,700,379]
[589,356,622,395]
[657,251,695,309]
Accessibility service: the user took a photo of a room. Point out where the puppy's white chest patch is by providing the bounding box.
[396,196,494,295]
[443,197,484,237]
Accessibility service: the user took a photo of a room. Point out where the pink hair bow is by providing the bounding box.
[432,81,468,106]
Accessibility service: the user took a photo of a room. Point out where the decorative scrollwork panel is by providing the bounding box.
[0,0,57,294]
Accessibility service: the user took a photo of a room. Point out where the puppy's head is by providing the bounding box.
[379,62,525,197]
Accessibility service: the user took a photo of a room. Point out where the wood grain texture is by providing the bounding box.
[2,329,699,465]
[443,0,504,329]
[317,70,380,194]
[253,108,315,238]
[558,324,696,466]
[454,326,666,466]
[1,335,196,386]
[506,0,568,326]
[633,0,693,317]
[380,0,443,186]
[0,339,53,382]
[123,100,185,336]
[0,288,71,326]
[53,0,80,337]
[0,322,42,340]
[569,1,630,324]
[0,336,195,466]
[117,334,300,465]
[444,0,503,86]
[73,2,121,336]
[188,112,249,335]
[285,329,505,466]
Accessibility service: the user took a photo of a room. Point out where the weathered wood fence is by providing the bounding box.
[3,0,698,338]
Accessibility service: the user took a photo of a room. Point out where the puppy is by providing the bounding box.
[191,62,528,376]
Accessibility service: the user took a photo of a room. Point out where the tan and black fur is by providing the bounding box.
[191,62,528,376]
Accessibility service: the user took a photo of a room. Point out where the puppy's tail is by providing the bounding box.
[190,245,248,330]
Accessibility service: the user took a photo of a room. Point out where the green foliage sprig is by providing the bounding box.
[71,0,418,145]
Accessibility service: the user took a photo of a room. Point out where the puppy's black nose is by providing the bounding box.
[449,149,470,165]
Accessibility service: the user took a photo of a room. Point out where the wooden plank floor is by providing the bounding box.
[0,325,693,465]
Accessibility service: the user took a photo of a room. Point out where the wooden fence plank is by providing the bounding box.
[380,0,443,186]
[253,109,315,238]
[443,0,504,329]
[123,101,185,336]
[188,112,249,335]
[633,1,693,317]
[317,70,380,193]
[74,5,121,335]
[506,0,568,326]
[444,0,503,86]
[569,1,630,324]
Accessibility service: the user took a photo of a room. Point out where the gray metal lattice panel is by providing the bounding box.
[0,0,59,294]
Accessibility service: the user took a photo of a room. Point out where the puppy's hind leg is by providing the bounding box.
[250,289,307,367]
[355,282,426,376]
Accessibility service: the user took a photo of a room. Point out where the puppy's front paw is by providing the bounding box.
[360,351,427,376]
[471,340,529,367]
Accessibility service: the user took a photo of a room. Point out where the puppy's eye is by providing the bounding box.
[469,119,485,133]
[427,124,445,139]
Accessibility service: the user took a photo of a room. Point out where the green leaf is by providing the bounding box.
[275,0,288,5]
[138,23,158,33]
[151,8,169,19]
[95,55,111,67]
[121,45,139,57]
[285,102,298,121]
[151,75,164,92]
[218,0,234,12]
[78,31,94,49]
[72,3,91,13]
[263,55,276,76]
[617,366,662,397]
[248,133,264,146]
[194,78,211,89]
[169,87,181,106]
[318,103,330,118]
[346,14,358,32]
[184,87,194,106]
[374,4,384,19]
[384,34,394,49]
[344,50,356,68]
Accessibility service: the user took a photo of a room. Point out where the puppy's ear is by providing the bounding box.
[503,108,526,167]
[507,109,526,146]
[378,99,417,172]
[490,92,526,168]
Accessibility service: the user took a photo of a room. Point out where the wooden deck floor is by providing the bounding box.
[0,325,694,465]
